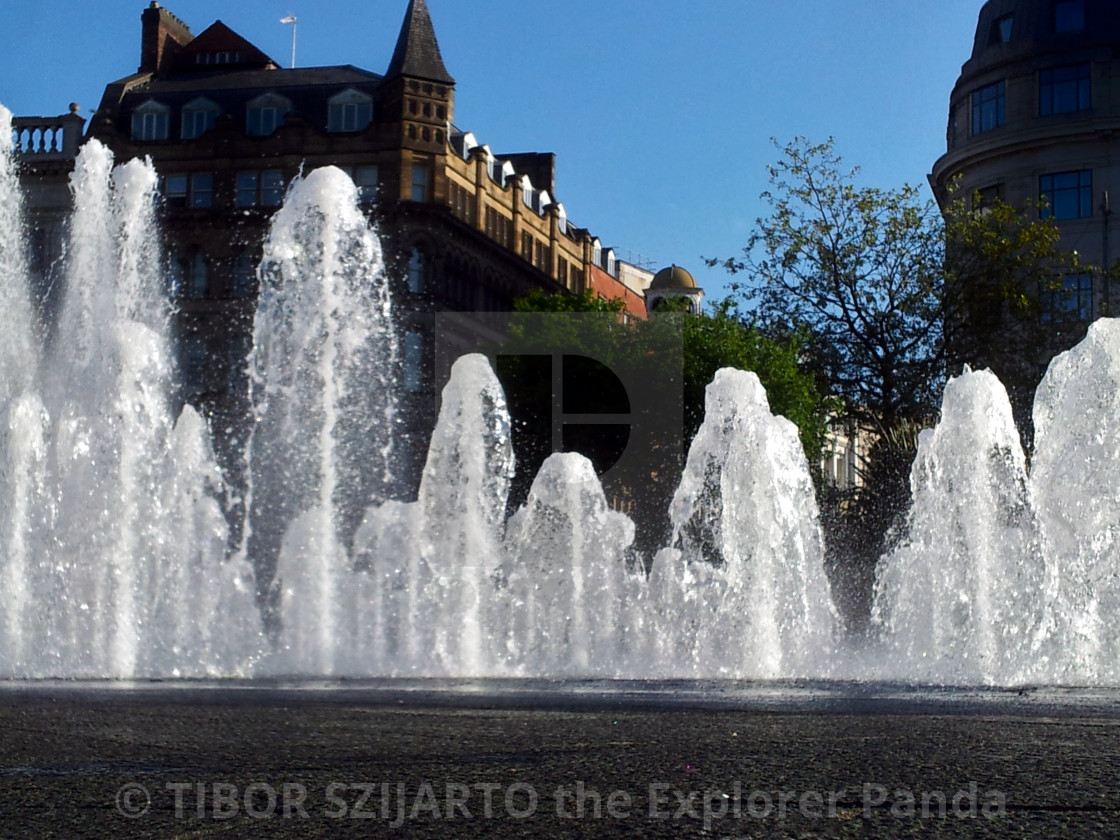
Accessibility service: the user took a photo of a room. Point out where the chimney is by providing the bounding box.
[139,2,193,74]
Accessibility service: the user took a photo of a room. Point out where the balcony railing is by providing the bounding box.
[11,112,85,162]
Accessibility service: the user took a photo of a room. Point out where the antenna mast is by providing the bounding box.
[280,15,298,68]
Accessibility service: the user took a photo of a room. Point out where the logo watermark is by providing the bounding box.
[115,779,1006,826]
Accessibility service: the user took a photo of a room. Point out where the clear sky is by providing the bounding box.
[1,0,982,301]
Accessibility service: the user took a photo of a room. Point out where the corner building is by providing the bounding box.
[17,0,650,494]
[930,0,1120,403]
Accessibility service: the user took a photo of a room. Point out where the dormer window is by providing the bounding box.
[132,100,169,141]
[989,15,1013,44]
[246,93,290,137]
[327,89,373,133]
[181,98,219,140]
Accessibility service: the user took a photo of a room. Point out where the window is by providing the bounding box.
[162,174,211,208]
[189,173,213,208]
[1040,64,1091,116]
[327,89,373,132]
[197,51,241,65]
[1040,170,1092,220]
[183,252,208,299]
[989,15,1013,44]
[971,81,1005,135]
[407,249,425,294]
[403,332,423,392]
[236,170,284,207]
[247,94,289,136]
[973,184,1003,213]
[131,100,169,141]
[1054,0,1085,32]
[181,98,219,139]
[410,164,428,201]
[351,166,379,203]
[485,207,512,248]
[1041,273,1093,323]
[167,251,183,297]
[521,232,534,261]
[571,268,585,295]
[233,253,256,298]
[226,334,252,390]
[181,334,210,396]
[448,181,472,224]
[163,175,188,207]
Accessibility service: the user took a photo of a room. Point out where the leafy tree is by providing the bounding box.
[708,137,1081,628]
[707,137,945,430]
[513,287,627,315]
[940,184,1080,431]
[681,301,830,461]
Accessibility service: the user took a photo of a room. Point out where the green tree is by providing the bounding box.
[940,183,1080,430]
[500,288,830,560]
[681,301,829,461]
[707,137,945,430]
[708,137,1080,629]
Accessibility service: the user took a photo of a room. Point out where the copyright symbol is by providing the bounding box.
[116,782,151,818]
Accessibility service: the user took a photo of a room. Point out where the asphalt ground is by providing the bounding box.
[1,680,1118,838]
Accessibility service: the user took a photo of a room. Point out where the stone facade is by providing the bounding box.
[14,0,646,493]
[930,0,1120,395]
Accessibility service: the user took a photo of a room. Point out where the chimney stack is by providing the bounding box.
[139,2,193,74]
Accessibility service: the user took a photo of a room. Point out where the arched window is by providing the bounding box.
[131,100,169,141]
[246,93,290,137]
[327,89,373,133]
[181,97,219,139]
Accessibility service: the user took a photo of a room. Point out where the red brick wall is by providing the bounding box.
[587,265,646,320]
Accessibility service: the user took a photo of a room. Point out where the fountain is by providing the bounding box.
[2,105,1120,685]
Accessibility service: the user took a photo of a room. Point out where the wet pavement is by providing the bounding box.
[1,680,1118,838]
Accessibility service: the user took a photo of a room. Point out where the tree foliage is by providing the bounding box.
[500,288,830,559]
[708,137,946,429]
[940,182,1080,420]
[681,302,829,460]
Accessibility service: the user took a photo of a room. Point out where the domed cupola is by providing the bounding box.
[644,265,704,315]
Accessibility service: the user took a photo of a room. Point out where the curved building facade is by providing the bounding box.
[931,0,1120,359]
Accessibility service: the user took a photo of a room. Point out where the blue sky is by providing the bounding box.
[1,0,981,300]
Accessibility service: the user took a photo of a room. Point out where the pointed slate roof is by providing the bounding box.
[386,0,454,84]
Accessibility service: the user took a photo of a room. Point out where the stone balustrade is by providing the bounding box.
[11,112,85,162]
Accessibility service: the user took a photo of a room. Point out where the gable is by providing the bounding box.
[175,21,277,70]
